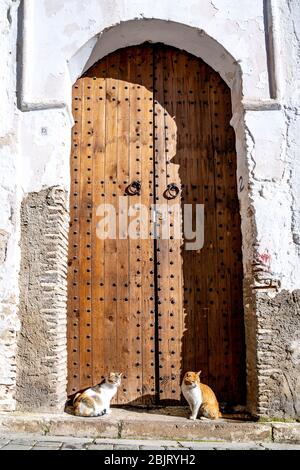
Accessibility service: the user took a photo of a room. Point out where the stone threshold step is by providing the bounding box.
[0,409,299,444]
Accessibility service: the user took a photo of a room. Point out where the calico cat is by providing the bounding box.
[181,371,221,420]
[73,372,122,417]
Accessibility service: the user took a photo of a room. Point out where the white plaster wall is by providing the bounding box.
[280,0,300,283]
[242,0,300,292]
[20,109,71,193]
[0,0,299,412]
[23,0,269,107]
[0,0,21,411]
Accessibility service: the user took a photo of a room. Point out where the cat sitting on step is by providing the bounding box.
[73,372,122,417]
[181,371,221,420]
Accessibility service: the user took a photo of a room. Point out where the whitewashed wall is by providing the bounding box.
[0,0,21,411]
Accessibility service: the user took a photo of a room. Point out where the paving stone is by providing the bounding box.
[272,423,300,444]
[42,436,92,445]
[261,442,300,450]
[33,441,62,450]
[1,428,300,452]
[87,444,114,450]
[32,447,61,451]
[95,437,178,447]
[163,446,181,449]
[2,444,33,450]
[7,439,37,446]
[213,443,264,450]
[179,441,221,450]
[138,439,177,447]
[139,446,165,450]
[35,438,62,447]
[0,440,10,449]
[61,443,87,450]
[113,445,140,450]
[187,443,219,450]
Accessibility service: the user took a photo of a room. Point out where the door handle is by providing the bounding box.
[164,183,181,199]
[126,180,141,196]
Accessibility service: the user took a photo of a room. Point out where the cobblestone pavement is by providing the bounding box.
[0,433,299,450]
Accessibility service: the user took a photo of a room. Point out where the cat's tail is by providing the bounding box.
[219,404,247,420]
[218,411,247,420]
[72,393,81,405]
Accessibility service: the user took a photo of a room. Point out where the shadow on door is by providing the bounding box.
[68,43,246,408]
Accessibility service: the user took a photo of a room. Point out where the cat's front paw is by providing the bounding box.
[189,416,197,420]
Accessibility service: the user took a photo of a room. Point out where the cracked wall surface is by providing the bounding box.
[16,187,68,412]
[0,0,21,412]
[256,290,300,418]
[20,0,269,109]
[0,0,299,417]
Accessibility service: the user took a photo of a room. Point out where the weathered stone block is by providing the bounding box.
[16,187,69,412]
[255,290,300,418]
[272,423,300,444]
[120,420,271,442]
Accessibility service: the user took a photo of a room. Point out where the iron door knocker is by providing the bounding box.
[126,180,141,196]
[164,182,181,199]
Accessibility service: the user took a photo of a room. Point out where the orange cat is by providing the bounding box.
[181,371,221,420]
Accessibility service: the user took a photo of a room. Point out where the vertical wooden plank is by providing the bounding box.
[154,46,171,402]
[179,50,197,377]
[139,45,156,404]
[127,47,144,403]
[192,60,211,383]
[209,76,232,399]
[201,67,221,393]
[115,47,132,403]
[164,47,185,401]
[67,80,83,395]
[103,53,119,386]
[210,76,245,403]
[78,76,93,390]
[91,67,106,387]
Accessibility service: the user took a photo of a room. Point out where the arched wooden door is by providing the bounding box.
[67,44,246,407]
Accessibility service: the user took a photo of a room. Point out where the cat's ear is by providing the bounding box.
[197,371,202,377]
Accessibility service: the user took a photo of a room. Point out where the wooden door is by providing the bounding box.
[153,46,245,404]
[68,45,156,405]
[67,44,246,406]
